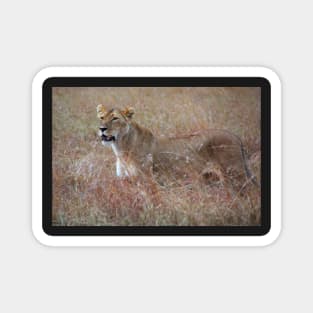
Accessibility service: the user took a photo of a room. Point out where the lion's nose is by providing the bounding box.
[99,127,107,132]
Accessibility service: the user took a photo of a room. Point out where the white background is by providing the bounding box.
[0,0,311,312]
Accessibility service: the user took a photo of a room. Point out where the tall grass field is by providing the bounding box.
[52,87,261,226]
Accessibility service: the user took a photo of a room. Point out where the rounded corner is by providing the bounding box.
[32,67,59,90]
[31,224,54,247]
[259,223,282,247]
[42,77,55,90]
[255,66,282,89]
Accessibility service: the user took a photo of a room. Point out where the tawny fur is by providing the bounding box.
[97,104,257,188]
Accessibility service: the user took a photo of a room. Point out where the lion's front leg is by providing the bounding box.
[116,157,139,177]
[116,158,129,177]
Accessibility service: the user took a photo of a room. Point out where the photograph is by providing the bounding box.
[52,86,261,227]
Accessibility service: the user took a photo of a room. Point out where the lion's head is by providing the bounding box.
[96,104,135,146]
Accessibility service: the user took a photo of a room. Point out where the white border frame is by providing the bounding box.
[32,67,281,247]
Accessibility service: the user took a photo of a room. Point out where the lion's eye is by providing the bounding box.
[112,117,119,121]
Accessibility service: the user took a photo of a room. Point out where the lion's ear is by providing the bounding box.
[122,106,135,119]
[97,104,107,119]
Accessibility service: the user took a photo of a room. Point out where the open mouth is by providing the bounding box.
[101,134,115,142]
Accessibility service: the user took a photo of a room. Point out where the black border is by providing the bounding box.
[43,77,270,236]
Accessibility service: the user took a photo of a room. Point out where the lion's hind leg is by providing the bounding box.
[201,162,228,187]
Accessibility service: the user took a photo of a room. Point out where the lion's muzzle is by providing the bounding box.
[99,127,115,142]
[101,134,115,142]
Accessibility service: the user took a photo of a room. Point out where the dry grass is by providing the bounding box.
[52,87,261,226]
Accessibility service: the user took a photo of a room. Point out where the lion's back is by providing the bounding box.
[152,129,248,184]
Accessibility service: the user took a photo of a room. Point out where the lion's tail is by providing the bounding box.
[220,129,260,188]
[239,140,260,188]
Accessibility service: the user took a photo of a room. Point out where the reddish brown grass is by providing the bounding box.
[52,87,261,226]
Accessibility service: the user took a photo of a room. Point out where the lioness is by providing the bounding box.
[97,104,258,188]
